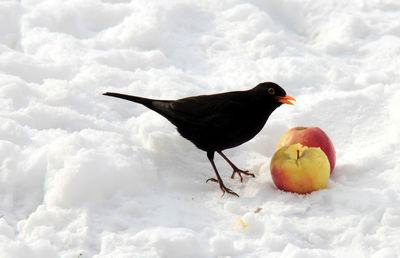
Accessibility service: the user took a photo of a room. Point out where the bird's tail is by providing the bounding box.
[103,92,155,109]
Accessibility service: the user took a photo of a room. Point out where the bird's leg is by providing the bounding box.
[206,151,239,197]
[217,151,255,182]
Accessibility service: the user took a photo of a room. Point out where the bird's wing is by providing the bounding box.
[152,93,247,128]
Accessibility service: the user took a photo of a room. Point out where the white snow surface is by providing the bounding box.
[1,0,400,257]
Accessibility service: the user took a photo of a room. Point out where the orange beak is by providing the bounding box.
[275,95,296,105]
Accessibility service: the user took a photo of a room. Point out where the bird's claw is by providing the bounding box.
[222,186,239,197]
[206,178,219,183]
[206,178,239,197]
[231,169,255,182]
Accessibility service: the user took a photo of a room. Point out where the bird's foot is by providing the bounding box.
[231,169,255,182]
[206,178,239,197]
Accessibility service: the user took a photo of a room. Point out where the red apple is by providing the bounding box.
[270,143,330,194]
[276,127,336,173]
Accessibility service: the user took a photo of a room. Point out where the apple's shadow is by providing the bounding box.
[331,163,361,179]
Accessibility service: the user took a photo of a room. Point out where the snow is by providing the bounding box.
[1,0,400,257]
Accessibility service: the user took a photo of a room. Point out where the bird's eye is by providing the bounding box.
[268,88,275,95]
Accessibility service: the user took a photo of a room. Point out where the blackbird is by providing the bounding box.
[103,82,295,197]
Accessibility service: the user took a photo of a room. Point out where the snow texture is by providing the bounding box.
[1,0,400,257]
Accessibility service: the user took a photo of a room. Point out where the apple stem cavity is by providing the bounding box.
[297,149,300,160]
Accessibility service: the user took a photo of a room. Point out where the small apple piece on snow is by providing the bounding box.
[270,143,330,194]
[276,127,336,174]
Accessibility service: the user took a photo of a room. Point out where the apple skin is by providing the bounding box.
[276,127,336,173]
[270,143,330,194]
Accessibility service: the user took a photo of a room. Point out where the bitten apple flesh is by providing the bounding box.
[276,127,336,174]
[270,143,330,194]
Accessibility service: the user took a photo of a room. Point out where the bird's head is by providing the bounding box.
[254,82,296,106]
